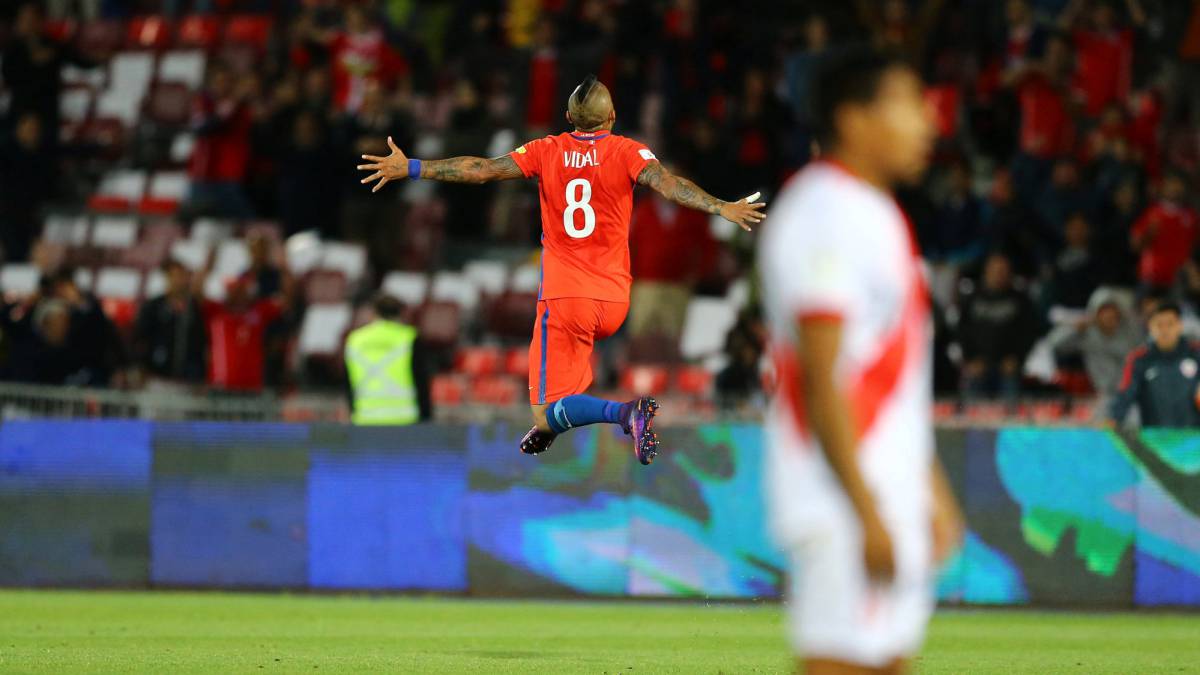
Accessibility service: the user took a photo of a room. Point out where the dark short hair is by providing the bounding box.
[812,46,912,147]
[161,258,186,273]
[1153,301,1182,318]
[373,293,404,320]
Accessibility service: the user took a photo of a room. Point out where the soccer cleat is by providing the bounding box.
[622,397,660,466]
[519,426,556,455]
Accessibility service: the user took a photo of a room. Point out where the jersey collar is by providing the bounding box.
[570,131,610,141]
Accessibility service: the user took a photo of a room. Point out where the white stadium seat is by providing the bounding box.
[431,271,481,313]
[321,242,367,282]
[462,260,508,296]
[190,218,234,244]
[169,239,211,271]
[680,297,738,360]
[43,214,90,245]
[144,269,166,298]
[108,51,154,100]
[509,264,541,294]
[94,267,143,300]
[94,170,148,206]
[0,264,40,296]
[381,271,428,306]
[212,240,250,278]
[170,133,195,165]
[298,303,353,356]
[147,171,189,202]
[157,50,207,89]
[60,88,92,122]
[91,216,139,248]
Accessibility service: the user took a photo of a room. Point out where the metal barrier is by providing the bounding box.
[0,382,348,422]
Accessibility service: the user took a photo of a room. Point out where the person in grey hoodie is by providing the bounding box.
[1048,287,1142,411]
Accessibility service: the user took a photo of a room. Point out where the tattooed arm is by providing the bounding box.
[636,160,765,230]
[357,136,524,192]
[419,155,524,184]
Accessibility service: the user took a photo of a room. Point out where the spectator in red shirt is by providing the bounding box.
[1131,171,1199,294]
[1060,0,1146,118]
[1007,32,1078,202]
[328,5,405,113]
[185,64,255,219]
[627,183,717,342]
[203,278,284,392]
[524,16,559,134]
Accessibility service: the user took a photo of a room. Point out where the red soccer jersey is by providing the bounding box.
[509,131,657,302]
[202,298,283,391]
[1132,201,1199,288]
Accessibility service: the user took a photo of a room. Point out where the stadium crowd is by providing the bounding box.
[2,0,1200,420]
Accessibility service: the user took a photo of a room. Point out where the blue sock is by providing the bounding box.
[546,395,629,435]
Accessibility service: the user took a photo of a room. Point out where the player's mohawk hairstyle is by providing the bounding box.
[571,74,598,106]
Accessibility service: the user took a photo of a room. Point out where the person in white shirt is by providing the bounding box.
[758,47,963,675]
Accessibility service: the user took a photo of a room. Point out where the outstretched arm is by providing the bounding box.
[635,160,765,231]
[358,137,524,192]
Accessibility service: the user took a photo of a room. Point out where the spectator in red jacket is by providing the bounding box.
[203,278,283,392]
[1131,171,1198,295]
[328,4,405,113]
[185,64,255,219]
[1007,32,1077,202]
[1061,0,1145,118]
[627,185,716,342]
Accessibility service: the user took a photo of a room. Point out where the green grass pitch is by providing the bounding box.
[0,590,1197,673]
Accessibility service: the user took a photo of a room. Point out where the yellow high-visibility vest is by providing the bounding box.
[345,320,419,426]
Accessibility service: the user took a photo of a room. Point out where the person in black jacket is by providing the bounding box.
[957,252,1041,401]
[0,113,56,263]
[2,3,102,144]
[133,260,208,384]
[1109,301,1200,428]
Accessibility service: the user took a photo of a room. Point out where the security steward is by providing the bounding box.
[345,294,431,425]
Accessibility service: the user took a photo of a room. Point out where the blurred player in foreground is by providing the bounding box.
[357,75,764,464]
[758,48,963,674]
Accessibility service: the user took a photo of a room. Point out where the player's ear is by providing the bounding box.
[565,110,573,126]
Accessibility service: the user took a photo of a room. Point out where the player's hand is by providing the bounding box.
[931,492,965,567]
[720,192,766,232]
[358,136,409,193]
[861,514,896,582]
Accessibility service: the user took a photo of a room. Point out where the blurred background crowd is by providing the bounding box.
[2,0,1200,422]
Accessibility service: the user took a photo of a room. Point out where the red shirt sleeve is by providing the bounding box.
[255,298,284,324]
[1131,207,1153,239]
[509,136,553,178]
[623,139,658,182]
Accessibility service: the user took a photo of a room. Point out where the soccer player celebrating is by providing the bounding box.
[758,49,963,674]
[358,75,764,464]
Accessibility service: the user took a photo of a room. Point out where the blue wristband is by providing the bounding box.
[408,159,422,180]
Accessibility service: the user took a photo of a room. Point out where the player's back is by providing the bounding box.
[509,131,657,303]
[758,161,933,541]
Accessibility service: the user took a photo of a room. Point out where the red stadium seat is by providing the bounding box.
[674,366,713,396]
[224,15,272,49]
[925,84,960,138]
[469,375,521,407]
[454,346,503,377]
[127,16,173,50]
[431,374,466,407]
[504,347,528,377]
[176,15,220,49]
[143,82,192,127]
[620,365,669,397]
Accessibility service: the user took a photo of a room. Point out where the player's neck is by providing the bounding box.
[825,150,892,193]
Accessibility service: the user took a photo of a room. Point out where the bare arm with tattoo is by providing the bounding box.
[358,137,524,192]
[636,160,765,230]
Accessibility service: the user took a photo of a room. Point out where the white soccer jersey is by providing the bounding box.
[758,160,934,547]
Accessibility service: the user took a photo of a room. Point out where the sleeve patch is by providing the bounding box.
[638,149,656,161]
[515,145,527,154]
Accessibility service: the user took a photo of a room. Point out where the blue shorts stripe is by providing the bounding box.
[538,306,550,404]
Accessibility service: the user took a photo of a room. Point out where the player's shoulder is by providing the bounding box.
[515,134,562,154]
[773,162,896,234]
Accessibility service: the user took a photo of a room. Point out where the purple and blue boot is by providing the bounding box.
[621,397,660,465]
[519,427,556,455]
